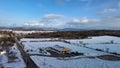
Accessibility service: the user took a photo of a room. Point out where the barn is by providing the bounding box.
[52,45,71,54]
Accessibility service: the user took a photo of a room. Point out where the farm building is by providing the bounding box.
[52,45,71,54]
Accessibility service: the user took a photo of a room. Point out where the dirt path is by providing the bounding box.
[15,37,38,68]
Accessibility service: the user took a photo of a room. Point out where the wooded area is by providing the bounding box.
[23,30,120,39]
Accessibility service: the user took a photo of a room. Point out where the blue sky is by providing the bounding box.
[0,0,120,29]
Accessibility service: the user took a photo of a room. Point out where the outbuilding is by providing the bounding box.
[52,45,71,54]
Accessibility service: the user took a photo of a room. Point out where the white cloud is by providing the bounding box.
[43,14,65,21]
[70,17,99,24]
[98,8,117,14]
[24,21,45,27]
[118,2,120,8]
[71,18,81,23]
[104,16,120,23]
[22,13,120,29]
[81,17,89,23]
[23,14,66,28]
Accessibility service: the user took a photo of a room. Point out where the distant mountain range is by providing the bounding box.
[0,27,119,31]
[0,27,85,31]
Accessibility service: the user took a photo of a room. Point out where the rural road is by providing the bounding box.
[10,34,38,68]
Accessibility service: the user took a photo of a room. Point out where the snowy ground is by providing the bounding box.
[66,36,120,44]
[31,56,120,68]
[0,44,26,68]
[20,36,120,68]
[66,36,120,54]
[22,41,107,56]
[87,44,120,54]
[21,38,52,42]
[13,30,55,34]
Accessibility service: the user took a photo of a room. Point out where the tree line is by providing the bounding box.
[23,30,120,39]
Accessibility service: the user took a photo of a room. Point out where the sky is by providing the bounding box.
[0,0,120,29]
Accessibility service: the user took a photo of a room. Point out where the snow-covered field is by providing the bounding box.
[66,36,120,44]
[13,30,55,34]
[20,36,120,68]
[67,36,120,54]
[0,44,26,68]
[21,38,52,42]
[22,41,107,56]
[87,44,120,54]
[31,56,120,68]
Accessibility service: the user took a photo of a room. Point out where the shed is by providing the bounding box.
[52,45,71,54]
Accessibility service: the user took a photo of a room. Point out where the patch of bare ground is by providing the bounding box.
[97,55,120,61]
[8,56,19,63]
